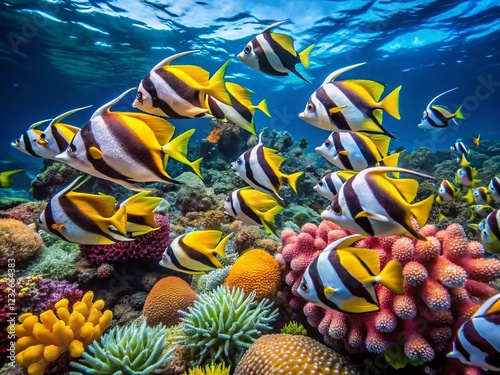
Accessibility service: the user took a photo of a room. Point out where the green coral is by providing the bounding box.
[183,363,231,375]
[70,320,174,374]
[280,320,307,335]
[176,285,278,367]
[23,241,80,280]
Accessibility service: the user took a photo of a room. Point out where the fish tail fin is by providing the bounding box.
[206,59,232,105]
[462,189,475,205]
[376,259,404,295]
[299,44,314,69]
[285,171,304,193]
[162,129,203,178]
[255,98,271,118]
[213,234,230,259]
[410,194,435,231]
[121,192,162,229]
[452,104,466,120]
[261,204,285,234]
[110,205,128,235]
[379,152,400,171]
[190,158,203,180]
[379,85,401,120]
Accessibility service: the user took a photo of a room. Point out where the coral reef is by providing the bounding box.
[70,320,174,374]
[23,242,80,280]
[0,218,44,267]
[0,200,47,224]
[234,334,359,375]
[29,162,82,201]
[176,285,278,367]
[143,276,197,327]
[182,363,230,375]
[280,320,307,335]
[15,291,112,375]
[80,214,170,264]
[191,266,231,294]
[224,249,281,301]
[276,220,500,370]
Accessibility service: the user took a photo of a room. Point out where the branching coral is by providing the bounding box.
[0,218,44,266]
[15,291,112,375]
[182,363,230,375]
[70,320,174,374]
[176,285,278,367]
[276,220,500,370]
[280,320,307,335]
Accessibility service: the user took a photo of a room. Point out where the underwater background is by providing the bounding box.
[1,1,500,375]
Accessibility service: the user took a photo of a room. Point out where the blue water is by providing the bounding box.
[1,0,500,176]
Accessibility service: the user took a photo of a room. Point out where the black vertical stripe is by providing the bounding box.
[307,257,342,311]
[242,149,272,194]
[235,190,263,225]
[156,68,202,107]
[454,333,471,362]
[178,236,220,268]
[51,127,70,153]
[256,143,280,189]
[431,107,449,126]
[355,133,380,167]
[315,87,352,131]
[207,96,225,119]
[332,133,352,170]
[491,178,500,194]
[231,96,253,123]
[325,174,339,196]
[261,32,299,73]
[228,194,238,217]
[22,132,41,157]
[43,200,69,242]
[462,320,498,364]
[142,73,189,119]
[343,180,374,235]
[252,37,287,77]
[165,245,199,273]
[486,211,500,241]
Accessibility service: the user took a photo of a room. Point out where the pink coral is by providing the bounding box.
[276,220,500,370]
[80,214,170,264]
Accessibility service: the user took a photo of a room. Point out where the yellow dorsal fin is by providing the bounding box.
[270,33,297,56]
[65,191,117,219]
[240,188,280,212]
[410,194,434,229]
[226,82,253,108]
[182,230,225,255]
[387,175,418,202]
[376,259,404,294]
[263,147,285,166]
[53,123,80,141]
[337,248,380,284]
[120,191,162,229]
[348,79,386,101]
[121,112,175,145]
[89,146,103,160]
[164,65,211,86]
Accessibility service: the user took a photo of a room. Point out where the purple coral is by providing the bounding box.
[80,214,171,264]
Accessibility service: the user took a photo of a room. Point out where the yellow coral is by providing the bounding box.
[224,249,281,301]
[15,291,112,375]
[183,363,231,375]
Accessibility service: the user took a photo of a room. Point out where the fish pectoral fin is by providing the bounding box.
[324,286,335,296]
[329,106,346,114]
[355,211,389,222]
[89,146,104,160]
[51,223,64,231]
[338,150,349,156]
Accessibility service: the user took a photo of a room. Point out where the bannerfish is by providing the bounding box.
[133,50,232,118]
[224,187,284,234]
[117,191,163,237]
[436,179,461,204]
[314,171,356,201]
[36,176,131,245]
[159,230,230,275]
[237,19,314,82]
[471,204,494,220]
[455,155,480,188]
[479,209,500,254]
[0,169,24,188]
[321,166,435,240]
[11,106,89,160]
[450,139,470,162]
[488,176,500,203]
[206,82,271,134]
[473,186,492,205]
[315,131,399,171]
[57,89,202,190]
[448,292,500,371]
[299,62,401,138]
[418,88,466,129]
[231,132,304,204]
[297,234,404,314]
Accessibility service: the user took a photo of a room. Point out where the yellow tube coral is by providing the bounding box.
[15,291,112,375]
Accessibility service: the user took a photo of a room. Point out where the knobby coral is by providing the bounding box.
[176,285,278,367]
[70,320,174,374]
[143,276,197,327]
[0,218,44,266]
[234,334,359,375]
[15,291,112,375]
[223,249,281,301]
[276,220,500,370]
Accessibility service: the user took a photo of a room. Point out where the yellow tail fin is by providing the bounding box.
[379,85,401,120]
[109,205,128,235]
[299,44,314,69]
[213,234,230,259]
[410,194,435,228]
[162,129,202,177]
[255,98,271,118]
[205,59,232,105]
[190,157,203,180]
[452,104,466,120]
[285,171,304,193]
[376,259,404,295]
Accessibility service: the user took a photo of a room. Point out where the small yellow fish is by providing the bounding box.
[0,169,24,188]
[473,134,480,147]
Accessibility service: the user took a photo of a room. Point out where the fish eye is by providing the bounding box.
[244,45,252,54]
[236,158,242,165]
[40,134,46,140]
[324,139,331,148]
[307,102,315,112]
[300,281,308,291]
[225,195,230,202]
[422,111,428,119]
[67,144,76,154]
[13,140,19,145]
[166,246,173,256]
[318,180,324,187]
[136,91,143,100]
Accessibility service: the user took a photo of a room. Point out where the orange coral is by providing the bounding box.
[224,249,281,301]
[206,127,223,143]
[143,276,196,327]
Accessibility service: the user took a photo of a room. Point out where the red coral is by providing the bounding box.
[80,214,171,264]
[276,220,500,371]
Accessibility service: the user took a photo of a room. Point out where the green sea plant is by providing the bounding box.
[176,285,278,367]
[182,363,231,375]
[23,241,80,280]
[280,320,307,335]
[70,320,174,374]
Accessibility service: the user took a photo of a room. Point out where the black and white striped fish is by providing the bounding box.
[314,171,355,201]
[450,139,470,162]
[36,176,131,245]
[231,132,303,203]
[315,131,398,171]
[297,234,404,314]
[159,230,229,275]
[224,187,284,234]
[299,63,401,138]
[418,88,466,129]
[480,209,500,255]
[11,119,51,158]
[489,176,500,203]
[238,19,314,82]
[133,50,231,118]
[321,167,435,240]
[448,293,500,371]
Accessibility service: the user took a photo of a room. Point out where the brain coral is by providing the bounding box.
[143,276,196,327]
[224,249,281,301]
[234,334,359,375]
[0,218,44,266]
[276,220,500,371]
